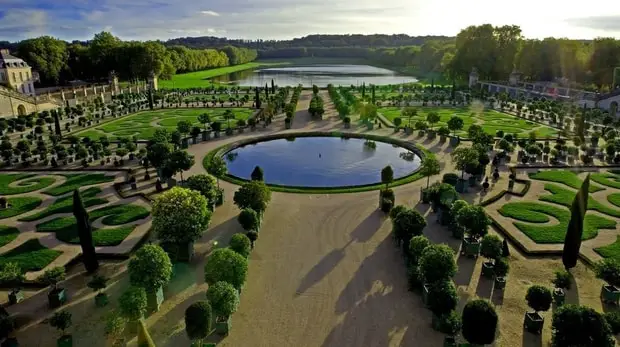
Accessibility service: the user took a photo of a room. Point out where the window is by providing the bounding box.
[27,84,31,94]
[12,72,16,82]
[19,72,23,82]
[26,72,29,80]
[0,71,4,81]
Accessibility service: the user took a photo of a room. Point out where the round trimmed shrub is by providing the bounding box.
[238,208,260,231]
[437,310,462,335]
[442,173,459,186]
[407,264,423,291]
[118,286,147,321]
[420,244,457,284]
[526,285,553,313]
[389,205,407,220]
[604,311,620,334]
[206,281,240,318]
[185,301,212,342]
[427,280,458,316]
[480,234,503,260]
[553,270,572,290]
[251,166,264,181]
[456,205,490,239]
[153,187,211,244]
[595,259,620,287]
[408,235,431,265]
[204,248,248,290]
[552,304,614,347]
[462,300,498,345]
[233,181,272,214]
[185,174,219,207]
[128,244,172,292]
[229,233,252,258]
[380,198,393,213]
[493,257,510,277]
[393,209,427,245]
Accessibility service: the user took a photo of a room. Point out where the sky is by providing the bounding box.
[0,0,619,42]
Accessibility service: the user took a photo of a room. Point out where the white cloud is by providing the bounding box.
[200,10,220,17]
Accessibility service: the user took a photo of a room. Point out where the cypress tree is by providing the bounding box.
[73,189,98,273]
[265,83,269,98]
[362,83,366,98]
[54,112,62,137]
[502,239,510,257]
[255,88,261,109]
[562,174,590,270]
[371,85,376,104]
[271,79,275,94]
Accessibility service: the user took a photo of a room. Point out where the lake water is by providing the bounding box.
[223,136,421,188]
[212,64,418,87]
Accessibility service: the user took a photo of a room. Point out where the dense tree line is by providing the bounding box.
[3,32,257,86]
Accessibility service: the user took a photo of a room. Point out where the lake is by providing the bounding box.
[223,136,421,188]
[212,64,418,87]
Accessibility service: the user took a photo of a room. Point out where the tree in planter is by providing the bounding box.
[49,310,72,347]
[185,301,213,345]
[389,205,407,220]
[230,233,252,258]
[480,234,503,278]
[381,165,393,190]
[185,174,219,208]
[447,116,464,136]
[146,142,172,176]
[595,258,620,304]
[118,286,148,324]
[493,257,510,288]
[451,147,479,179]
[73,189,99,273]
[204,248,248,290]
[233,181,272,215]
[604,311,620,335]
[426,111,440,130]
[552,304,614,347]
[104,311,126,346]
[420,156,441,189]
[39,266,66,308]
[207,281,240,335]
[0,262,25,304]
[408,235,430,265]
[563,174,589,270]
[164,150,195,182]
[238,208,260,232]
[251,166,264,181]
[420,244,457,284]
[427,279,458,321]
[524,285,553,334]
[462,299,498,346]
[87,274,109,307]
[392,209,427,247]
[457,205,490,240]
[153,187,211,261]
[128,244,172,312]
[207,155,227,188]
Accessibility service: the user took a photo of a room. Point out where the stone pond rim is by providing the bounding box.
[203,132,428,194]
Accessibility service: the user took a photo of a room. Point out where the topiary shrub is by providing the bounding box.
[206,281,240,318]
[526,285,553,313]
[456,205,490,239]
[552,304,614,347]
[389,205,407,220]
[420,244,457,284]
[462,300,498,346]
[380,198,393,213]
[185,301,212,345]
[407,264,424,291]
[251,166,264,181]
[442,173,459,186]
[234,181,272,214]
[185,174,219,207]
[553,270,572,290]
[393,209,427,246]
[437,310,462,336]
[238,208,260,231]
[408,235,430,265]
[204,248,248,290]
[128,244,172,293]
[118,286,147,321]
[480,234,503,260]
[229,233,252,258]
[153,187,211,244]
[595,259,620,287]
[604,311,620,334]
[493,257,510,277]
[427,280,458,316]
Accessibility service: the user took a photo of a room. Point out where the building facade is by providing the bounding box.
[0,49,36,97]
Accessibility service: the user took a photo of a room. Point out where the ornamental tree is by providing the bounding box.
[420,156,441,188]
[118,286,147,321]
[49,311,72,338]
[153,187,211,244]
[447,116,464,136]
[204,248,248,290]
[408,235,431,265]
[381,165,394,190]
[128,244,173,292]
[147,142,172,171]
[73,189,98,273]
[185,301,212,345]
[456,205,490,239]
[164,150,195,182]
[233,181,272,214]
[207,155,228,187]
[480,234,503,260]
[238,208,260,231]
[420,244,457,284]
[427,280,458,317]
[229,233,252,258]
[206,281,240,318]
[462,300,498,346]
[392,209,427,246]
[526,285,553,313]
[185,174,219,207]
[595,259,620,287]
[389,205,407,220]
[251,166,264,181]
[552,304,614,347]
[451,147,479,178]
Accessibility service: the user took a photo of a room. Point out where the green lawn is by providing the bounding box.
[539,184,620,218]
[160,62,282,89]
[499,201,616,243]
[528,171,603,193]
[76,108,255,140]
[20,187,107,222]
[590,172,620,190]
[0,226,19,247]
[44,174,115,196]
[0,239,62,271]
[378,107,558,137]
[36,203,150,246]
[0,197,42,219]
[0,174,57,195]
[596,236,620,263]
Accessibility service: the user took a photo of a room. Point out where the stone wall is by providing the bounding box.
[0,93,58,117]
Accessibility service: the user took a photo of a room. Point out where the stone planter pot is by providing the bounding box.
[147,286,165,313]
[285,122,291,129]
[495,276,506,290]
[421,188,431,204]
[405,127,412,135]
[553,288,565,306]
[439,135,446,142]
[48,288,67,308]
[95,293,109,307]
[192,137,197,144]
[601,284,620,305]
[215,316,231,336]
[524,311,544,334]
[8,289,23,305]
[57,335,72,347]
[468,176,477,187]
[482,261,495,278]
[202,131,210,141]
[461,237,480,258]
[215,190,224,206]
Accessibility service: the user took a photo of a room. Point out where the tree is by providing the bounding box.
[595,259,620,288]
[480,234,503,260]
[185,174,218,207]
[185,301,212,345]
[128,244,172,292]
[16,36,68,84]
[381,165,394,190]
[420,244,457,284]
[54,112,62,136]
[118,286,147,321]
[451,147,479,178]
[153,187,211,244]
[408,235,431,265]
[456,205,490,239]
[49,311,72,338]
[177,120,193,136]
[526,285,553,313]
[73,189,98,273]
[233,181,272,214]
[207,156,228,187]
[238,208,260,231]
[426,111,440,130]
[204,248,248,290]
[392,209,427,246]
[104,311,126,345]
[552,304,614,347]
[427,280,458,317]
[147,142,172,172]
[164,150,195,182]
[206,281,240,318]
[462,300,498,346]
[151,129,171,144]
[447,116,464,136]
[420,156,441,188]
[197,114,211,130]
[251,166,264,181]
[229,233,252,258]
[563,174,589,270]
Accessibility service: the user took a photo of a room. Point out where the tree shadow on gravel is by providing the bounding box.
[454,255,476,287]
[349,209,385,243]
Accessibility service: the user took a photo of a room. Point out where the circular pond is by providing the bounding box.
[222,135,422,188]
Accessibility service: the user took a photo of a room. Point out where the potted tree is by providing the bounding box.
[595,259,620,305]
[211,121,221,138]
[104,311,126,347]
[207,281,240,336]
[233,181,272,217]
[343,116,351,129]
[40,267,67,308]
[427,280,459,331]
[204,248,248,291]
[493,257,509,290]
[462,300,498,346]
[87,274,109,307]
[420,245,457,305]
[1,263,25,305]
[480,235,503,278]
[229,233,252,258]
[284,117,292,129]
[49,311,72,347]
[118,286,147,334]
[128,244,173,313]
[457,205,490,257]
[524,285,552,334]
[449,200,468,239]
[185,301,213,346]
[552,270,571,306]
[238,208,260,232]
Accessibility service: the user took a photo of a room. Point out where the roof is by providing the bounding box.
[0,49,29,68]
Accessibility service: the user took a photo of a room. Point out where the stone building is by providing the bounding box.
[0,49,36,96]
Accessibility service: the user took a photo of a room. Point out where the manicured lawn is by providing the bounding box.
[378,107,558,137]
[528,171,603,193]
[76,108,255,140]
[20,187,107,221]
[160,62,282,89]
[36,203,150,245]
[539,184,620,218]
[0,174,56,195]
[499,201,616,243]
[596,236,620,263]
[0,239,62,271]
[590,172,620,190]
[0,197,42,219]
[43,174,115,196]
[0,226,19,247]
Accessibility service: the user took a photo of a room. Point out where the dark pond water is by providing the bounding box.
[212,64,418,87]
[223,136,421,188]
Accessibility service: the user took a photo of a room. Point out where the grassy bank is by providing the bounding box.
[159,62,282,89]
